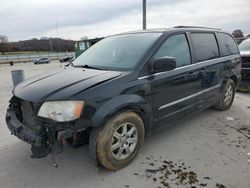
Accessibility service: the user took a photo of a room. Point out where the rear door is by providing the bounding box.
[188,32,222,107]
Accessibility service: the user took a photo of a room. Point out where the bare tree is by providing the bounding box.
[232,30,244,38]
[232,30,244,44]
[0,35,8,55]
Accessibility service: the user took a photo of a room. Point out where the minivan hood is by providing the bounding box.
[14,67,122,102]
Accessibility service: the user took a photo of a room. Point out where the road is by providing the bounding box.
[0,62,249,188]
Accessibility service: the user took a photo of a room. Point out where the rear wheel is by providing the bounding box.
[89,111,144,171]
[214,79,235,111]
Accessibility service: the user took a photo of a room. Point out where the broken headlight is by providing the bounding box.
[38,101,84,122]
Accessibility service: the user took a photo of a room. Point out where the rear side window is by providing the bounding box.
[191,33,219,62]
[154,34,191,68]
[217,33,239,56]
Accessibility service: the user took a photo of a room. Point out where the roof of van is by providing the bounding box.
[119,26,223,35]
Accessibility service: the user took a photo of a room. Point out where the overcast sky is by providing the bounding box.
[0,0,249,41]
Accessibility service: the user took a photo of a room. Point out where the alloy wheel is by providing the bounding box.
[224,84,233,105]
[111,122,138,160]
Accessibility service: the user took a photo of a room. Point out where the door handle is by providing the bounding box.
[185,72,198,79]
[199,70,207,74]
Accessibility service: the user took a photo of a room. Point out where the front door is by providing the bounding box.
[150,33,203,123]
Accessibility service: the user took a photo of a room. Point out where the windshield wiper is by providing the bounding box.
[73,64,105,70]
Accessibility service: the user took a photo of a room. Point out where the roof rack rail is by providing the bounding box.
[174,26,221,30]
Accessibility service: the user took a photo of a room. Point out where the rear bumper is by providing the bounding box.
[5,111,44,147]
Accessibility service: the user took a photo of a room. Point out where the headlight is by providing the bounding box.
[38,101,84,122]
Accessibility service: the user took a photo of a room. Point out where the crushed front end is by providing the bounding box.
[5,96,89,161]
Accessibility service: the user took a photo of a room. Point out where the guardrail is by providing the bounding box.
[0,52,74,64]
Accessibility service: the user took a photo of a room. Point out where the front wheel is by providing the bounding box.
[214,79,235,111]
[89,112,145,171]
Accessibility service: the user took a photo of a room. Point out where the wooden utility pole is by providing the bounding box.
[143,0,146,30]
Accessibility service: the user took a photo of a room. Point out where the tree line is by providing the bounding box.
[0,36,75,55]
[1,29,250,55]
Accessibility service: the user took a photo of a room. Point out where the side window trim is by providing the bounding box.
[215,32,224,57]
[214,32,221,57]
[190,32,220,63]
[138,54,240,80]
[185,32,195,64]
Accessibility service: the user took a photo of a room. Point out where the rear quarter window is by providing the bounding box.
[191,33,219,62]
[217,33,239,56]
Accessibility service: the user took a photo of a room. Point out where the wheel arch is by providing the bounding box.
[222,70,239,88]
[90,94,153,134]
[230,75,238,87]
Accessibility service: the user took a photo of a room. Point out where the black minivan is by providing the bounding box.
[6,26,241,170]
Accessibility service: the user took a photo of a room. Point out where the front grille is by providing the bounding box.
[242,57,250,68]
[12,97,41,132]
[21,101,40,131]
[242,76,250,82]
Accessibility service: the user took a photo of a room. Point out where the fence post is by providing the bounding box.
[11,70,25,87]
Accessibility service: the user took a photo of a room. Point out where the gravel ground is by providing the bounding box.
[0,62,250,188]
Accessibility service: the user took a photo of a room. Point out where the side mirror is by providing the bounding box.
[152,57,176,73]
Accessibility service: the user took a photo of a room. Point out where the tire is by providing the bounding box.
[214,79,235,111]
[89,111,145,171]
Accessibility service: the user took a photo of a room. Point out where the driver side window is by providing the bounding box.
[154,34,191,68]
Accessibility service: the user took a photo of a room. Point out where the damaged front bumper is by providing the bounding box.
[6,111,43,146]
[5,96,90,162]
[5,108,68,159]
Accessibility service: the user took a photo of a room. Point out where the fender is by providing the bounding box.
[90,94,153,133]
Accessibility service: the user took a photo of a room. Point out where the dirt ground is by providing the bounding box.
[0,62,250,188]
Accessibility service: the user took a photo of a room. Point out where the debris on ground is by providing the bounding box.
[217,118,250,140]
[226,117,234,121]
[203,177,211,180]
[200,183,207,186]
[136,157,215,187]
[216,183,226,188]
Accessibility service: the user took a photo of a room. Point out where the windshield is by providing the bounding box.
[73,33,161,70]
[239,39,250,51]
